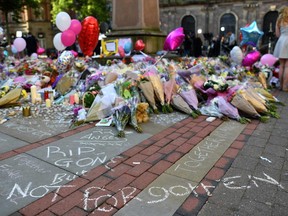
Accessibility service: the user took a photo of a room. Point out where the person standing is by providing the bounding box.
[273,6,288,91]
[24,32,38,56]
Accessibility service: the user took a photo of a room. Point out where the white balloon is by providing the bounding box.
[230,46,243,65]
[56,12,71,31]
[53,33,66,51]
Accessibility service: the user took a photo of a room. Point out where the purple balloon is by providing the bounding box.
[242,50,261,67]
[164,27,185,51]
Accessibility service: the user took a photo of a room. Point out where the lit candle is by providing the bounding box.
[74,93,79,104]
[30,85,37,104]
[45,99,51,107]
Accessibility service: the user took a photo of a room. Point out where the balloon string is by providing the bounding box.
[153,51,168,66]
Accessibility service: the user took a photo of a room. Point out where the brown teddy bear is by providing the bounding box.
[136,102,149,123]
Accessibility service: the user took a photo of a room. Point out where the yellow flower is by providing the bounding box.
[21,89,28,98]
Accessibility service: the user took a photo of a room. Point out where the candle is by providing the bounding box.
[30,85,37,104]
[36,93,42,104]
[22,106,31,117]
[69,94,75,105]
[45,99,51,108]
[74,93,79,104]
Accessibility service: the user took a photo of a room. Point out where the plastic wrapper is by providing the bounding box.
[171,94,197,118]
[200,99,223,118]
[128,96,142,133]
[144,68,168,113]
[112,104,131,137]
[231,92,260,118]
[138,81,158,113]
[179,88,199,110]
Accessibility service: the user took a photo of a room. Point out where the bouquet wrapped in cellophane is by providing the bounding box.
[144,67,169,113]
[112,104,131,137]
[128,96,143,133]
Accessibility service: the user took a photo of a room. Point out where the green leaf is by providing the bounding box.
[123,89,131,99]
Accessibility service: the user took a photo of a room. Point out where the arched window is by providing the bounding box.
[219,13,236,37]
[181,15,195,36]
[262,11,278,47]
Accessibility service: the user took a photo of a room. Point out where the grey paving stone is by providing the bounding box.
[246,136,268,148]
[253,164,283,182]
[114,173,198,216]
[0,117,71,143]
[272,204,288,216]
[206,183,245,210]
[236,199,272,216]
[231,155,259,171]
[239,144,264,158]
[218,167,255,191]
[263,145,287,158]
[0,153,74,216]
[0,132,28,154]
[252,129,271,140]
[268,135,288,147]
[197,202,234,216]
[258,153,285,170]
[243,183,278,204]
[256,123,275,132]
[274,189,288,207]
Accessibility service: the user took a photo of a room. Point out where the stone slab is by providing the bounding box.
[115,173,198,216]
[0,153,74,216]
[165,121,245,182]
[0,132,28,154]
[0,117,71,143]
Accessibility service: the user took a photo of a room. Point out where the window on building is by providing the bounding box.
[181,15,195,36]
[262,11,278,47]
[219,13,236,37]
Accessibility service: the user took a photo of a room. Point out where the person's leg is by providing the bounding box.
[282,59,288,91]
[278,59,285,90]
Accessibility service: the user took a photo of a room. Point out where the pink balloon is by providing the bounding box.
[242,50,261,67]
[68,19,82,35]
[37,47,45,55]
[118,46,125,58]
[260,54,278,67]
[163,27,185,51]
[61,30,76,47]
[13,38,26,52]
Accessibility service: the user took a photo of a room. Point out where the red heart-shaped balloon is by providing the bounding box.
[134,39,145,51]
[78,16,99,56]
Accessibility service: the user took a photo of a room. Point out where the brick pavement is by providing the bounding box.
[2,90,288,216]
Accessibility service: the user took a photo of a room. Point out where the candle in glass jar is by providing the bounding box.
[30,85,37,104]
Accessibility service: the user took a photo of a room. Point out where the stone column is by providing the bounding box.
[108,0,166,54]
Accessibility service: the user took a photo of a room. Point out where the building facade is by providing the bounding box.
[0,0,54,49]
[1,0,287,53]
[159,0,287,52]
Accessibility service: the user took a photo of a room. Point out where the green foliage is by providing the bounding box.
[51,0,110,23]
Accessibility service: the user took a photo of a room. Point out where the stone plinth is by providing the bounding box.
[108,0,166,54]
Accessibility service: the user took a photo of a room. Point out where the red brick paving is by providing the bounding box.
[3,115,260,216]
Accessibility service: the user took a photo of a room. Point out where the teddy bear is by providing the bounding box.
[136,102,149,123]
